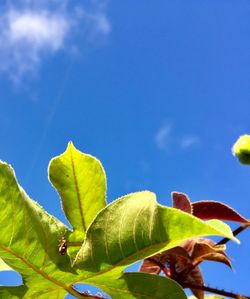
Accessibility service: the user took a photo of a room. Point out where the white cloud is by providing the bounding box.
[8,11,68,51]
[155,123,200,151]
[0,0,111,82]
[180,135,200,149]
[155,123,172,150]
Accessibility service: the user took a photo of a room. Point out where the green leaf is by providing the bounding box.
[0,162,79,298]
[49,142,107,246]
[0,161,183,299]
[0,161,187,299]
[189,296,226,299]
[0,156,239,299]
[0,286,27,298]
[93,272,188,299]
[205,219,239,243]
[74,191,237,284]
[0,286,68,299]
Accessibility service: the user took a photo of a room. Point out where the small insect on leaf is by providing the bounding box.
[58,237,67,255]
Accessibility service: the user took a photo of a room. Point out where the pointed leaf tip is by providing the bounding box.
[67,140,75,150]
[192,201,249,224]
[206,219,240,244]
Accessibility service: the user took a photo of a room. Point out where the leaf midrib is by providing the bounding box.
[79,239,181,281]
[79,226,228,283]
[70,146,87,232]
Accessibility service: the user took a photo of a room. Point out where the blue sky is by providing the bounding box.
[1,0,250,297]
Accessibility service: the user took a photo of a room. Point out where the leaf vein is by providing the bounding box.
[133,205,147,252]
[104,208,112,264]
[70,146,87,232]
[118,209,127,259]
[0,244,72,293]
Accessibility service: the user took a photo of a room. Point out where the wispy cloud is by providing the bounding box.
[0,9,69,81]
[155,123,172,150]
[8,11,68,51]
[0,0,111,82]
[155,123,200,151]
[180,135,200,149]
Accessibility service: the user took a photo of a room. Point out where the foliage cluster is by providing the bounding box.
[0,141,249,298]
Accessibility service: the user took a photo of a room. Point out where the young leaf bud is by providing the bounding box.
[232,135,250,165]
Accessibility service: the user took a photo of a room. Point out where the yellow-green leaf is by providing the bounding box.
[49,142,106,245]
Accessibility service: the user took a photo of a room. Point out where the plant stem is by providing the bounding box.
[147,257,250,299]
[67,242,83,246]
[182,283,250,299]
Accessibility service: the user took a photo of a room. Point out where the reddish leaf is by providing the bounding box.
[191,239,232,269]
[192,201,249,223]
[180,239,196,254]
[172,192,192,214]
[139,258,161,275]
[160,247,191,278]
[162,246,191,261]
[161,241,205,299]
[184,266,204,299]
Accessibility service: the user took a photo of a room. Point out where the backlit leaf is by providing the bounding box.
[189,296,225,299]
[49,142,107,255]
[0,162,78,298]
[94,272,188,299]
[74,191,237,291]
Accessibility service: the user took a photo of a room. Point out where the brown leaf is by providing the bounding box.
[183,266,204,299]
[159,247,192,277]
[172,192,192,214]
[180,239,197,254]
[139,258,161,275]
[161,246,191,261]
[192,201,249,223]
[190,238,225,253]
[192,240,232,269]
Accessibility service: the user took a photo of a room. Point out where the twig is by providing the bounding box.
[182,283,250,299]
[146,258,250,299]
